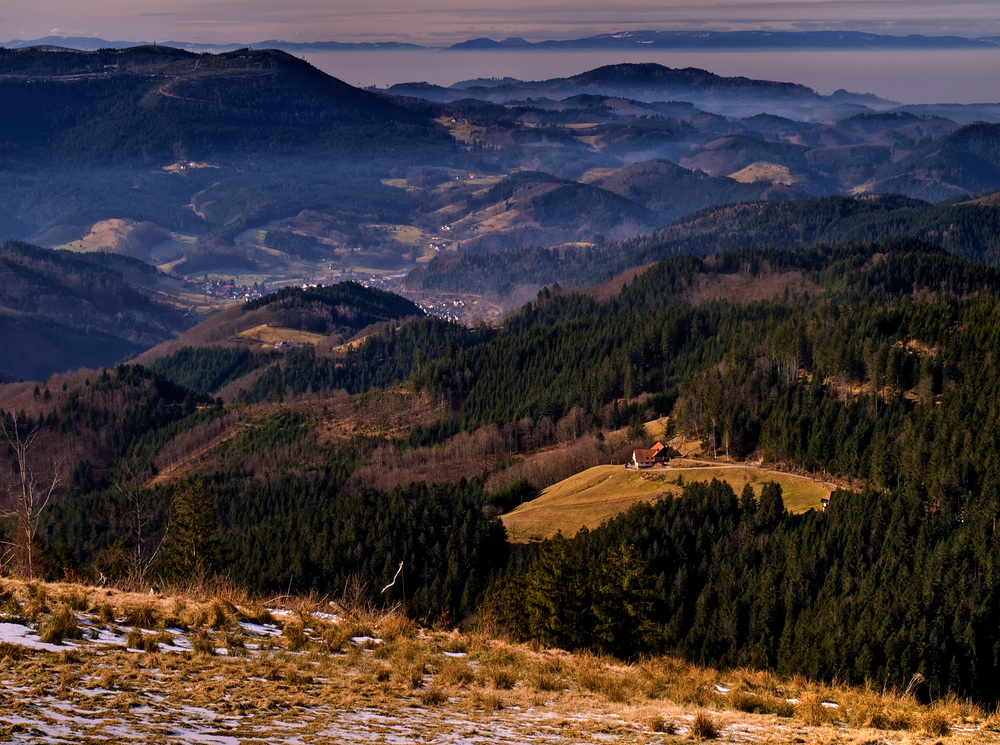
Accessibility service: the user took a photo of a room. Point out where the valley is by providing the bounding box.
[8,47,1000,337]
[8,38,1000,724]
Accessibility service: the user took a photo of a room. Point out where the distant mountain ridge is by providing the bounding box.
[387,62,892,120]
[4,29,1000,53]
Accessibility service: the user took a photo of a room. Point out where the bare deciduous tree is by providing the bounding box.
[112,457,170,589]
[0,415,63,577]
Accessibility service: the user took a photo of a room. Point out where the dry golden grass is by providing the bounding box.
[502,460,837,542]
[235,324,327,346]
[692,711,720,739]
[0,577,993,745]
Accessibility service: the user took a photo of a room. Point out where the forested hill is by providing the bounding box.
[140,281,426,394]
[406,192,1000,298]
[13,238,1000,699]
[0,45,451,166]
[0,240,194,380]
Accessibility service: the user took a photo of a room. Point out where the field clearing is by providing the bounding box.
[236,324,327,346]
[579,167,622,183]
[502,461,836,543]
[391,225,424,245]
[727,161,797,186]
[435,115,481,144]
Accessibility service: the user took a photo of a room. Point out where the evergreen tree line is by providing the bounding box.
[488,477,1000,701]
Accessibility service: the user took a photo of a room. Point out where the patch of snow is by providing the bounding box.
[240,621,281,637]
[0,622,73,652]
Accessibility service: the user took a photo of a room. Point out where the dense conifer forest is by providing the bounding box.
[7,238,1000,700]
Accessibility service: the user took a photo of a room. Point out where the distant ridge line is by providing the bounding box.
[4,29,1000,54]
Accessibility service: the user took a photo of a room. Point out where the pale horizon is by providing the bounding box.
[4,0,1000,46]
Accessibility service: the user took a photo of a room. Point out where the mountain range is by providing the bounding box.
[7,46,1000,377]
[6,30,1000,53]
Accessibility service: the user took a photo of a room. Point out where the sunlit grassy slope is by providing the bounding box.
[235,324,328,346]
[502,461,836,543]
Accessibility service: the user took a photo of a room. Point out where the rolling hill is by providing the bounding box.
[0,240,196,380]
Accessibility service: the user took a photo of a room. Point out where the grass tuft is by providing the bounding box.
[690,712,718,740]
[0,641,29,660]
[379,612,416,642]
[122,601,160,629]
[25,582,49,620]
[283,622,308,652]
[471,689,504,711]
[207,598,241,629]
[39,604,82,645]
[192,629,217,655]
[0,584,25,621]
[648,715,674,733]
[796,692,834,727]
[922,710,950,736]
[95,602,116,624]
[485,664,518,690]
[420,686,449,706]
[437,658,477,687]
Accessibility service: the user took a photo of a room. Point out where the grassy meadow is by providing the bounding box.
[502,460,836,543]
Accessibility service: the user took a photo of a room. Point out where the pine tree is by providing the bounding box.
[593,543,660,659]
[524,533,591,649]
[163,480,221,581]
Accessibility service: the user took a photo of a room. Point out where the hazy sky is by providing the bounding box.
[5,0,1000,44]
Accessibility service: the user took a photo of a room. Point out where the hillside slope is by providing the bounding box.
[0,240,195,379]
